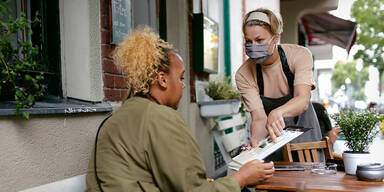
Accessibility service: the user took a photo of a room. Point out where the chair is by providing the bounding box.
[282,137,334,162]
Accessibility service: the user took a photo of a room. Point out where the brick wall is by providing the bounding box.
[100,0,129,102]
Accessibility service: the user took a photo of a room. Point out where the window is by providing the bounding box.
[132,0,166,40]
[1,0,61,99]
[0,0,112,116]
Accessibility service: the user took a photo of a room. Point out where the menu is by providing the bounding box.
[228,126,311,171]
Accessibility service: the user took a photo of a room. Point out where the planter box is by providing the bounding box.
[216,113,247,152]
[221,128,247,152]
[198,99,241,117]
[217,113,246,131]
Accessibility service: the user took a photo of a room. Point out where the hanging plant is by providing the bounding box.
[204,77,241,100]
[0,2,47,119]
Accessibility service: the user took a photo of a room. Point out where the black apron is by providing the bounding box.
[257,46,323,161]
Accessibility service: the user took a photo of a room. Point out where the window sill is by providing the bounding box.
[0,96,112,116]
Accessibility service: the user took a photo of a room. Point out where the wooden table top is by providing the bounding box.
[254,162,384,192]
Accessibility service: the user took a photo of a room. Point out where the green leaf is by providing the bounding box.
[27,95,35,105]
[15,89,23,97]
[14,64,23,71]
[25,74,32,81]
[36,75,43,80]
[22,111,30,120]
[13,108,19,115]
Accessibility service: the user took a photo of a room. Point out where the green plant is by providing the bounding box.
[330,60,368,98]
[204,77,241,100]
[331,110,383,152]
[0,2,46,119]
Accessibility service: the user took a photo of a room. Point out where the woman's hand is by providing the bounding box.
[266,109,285,143]
[249,139,259,148]
[232,160,274,188]
[247,140,260,149]
[249,109,268,147]
[328,126,341,144]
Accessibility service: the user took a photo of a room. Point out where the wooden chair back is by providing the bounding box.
[282,137,334,162]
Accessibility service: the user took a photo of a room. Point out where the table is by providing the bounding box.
[253,162,384,192]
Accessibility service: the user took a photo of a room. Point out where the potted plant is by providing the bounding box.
[198,77,242,117]
[331,110,383,174]
[0,3,47,119]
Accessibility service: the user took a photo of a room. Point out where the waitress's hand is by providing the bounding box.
[266,109,285,143]
[249,139,260,148]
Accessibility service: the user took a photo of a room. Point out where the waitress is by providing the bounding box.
[235,8,322,152]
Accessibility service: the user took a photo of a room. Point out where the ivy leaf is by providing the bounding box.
[25,74,32,81]
[15,89,23,97]
[22,111,30,120]
[27,95,35,105]
[13,108,19,115]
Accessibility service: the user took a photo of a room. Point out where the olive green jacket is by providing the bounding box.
[86,97,240,192]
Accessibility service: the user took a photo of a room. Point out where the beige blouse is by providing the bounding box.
[235,44,315,112]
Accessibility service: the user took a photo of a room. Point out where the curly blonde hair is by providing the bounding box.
[113,27,174,95]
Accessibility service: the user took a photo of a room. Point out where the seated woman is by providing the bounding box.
[85,27,274,192]
[312,102,340,144]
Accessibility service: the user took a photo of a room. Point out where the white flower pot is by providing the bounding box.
[343,152,371,175]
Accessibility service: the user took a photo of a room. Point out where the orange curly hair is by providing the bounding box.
[113,27,174,95]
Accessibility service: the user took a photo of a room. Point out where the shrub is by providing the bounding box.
[204,77,241,100]
[331,110,383,152]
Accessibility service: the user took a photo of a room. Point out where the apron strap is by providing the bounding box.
[256,45,294,96]
[278,45,294,96]
[256,63,264,95]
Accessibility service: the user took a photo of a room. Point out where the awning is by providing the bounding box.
[300,12,357,53]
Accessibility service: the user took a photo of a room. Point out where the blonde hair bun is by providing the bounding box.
[113,27,173,94]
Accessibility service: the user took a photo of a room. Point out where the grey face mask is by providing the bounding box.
[245,36,275,63]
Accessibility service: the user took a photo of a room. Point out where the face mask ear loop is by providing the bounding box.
[267,35,276,56]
